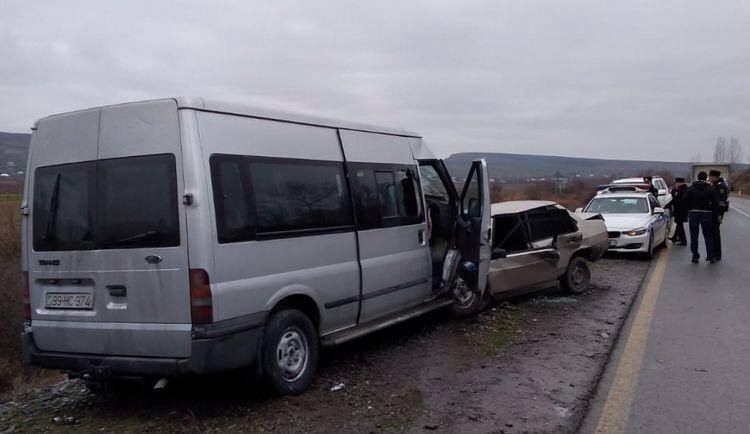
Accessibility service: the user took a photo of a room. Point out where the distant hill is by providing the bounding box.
[0,132,30,177]
[0,132,746,183]
[444,152,748,182]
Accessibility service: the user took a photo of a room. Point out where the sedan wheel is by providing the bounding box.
[560,257,590,295]
[646,233,655,259]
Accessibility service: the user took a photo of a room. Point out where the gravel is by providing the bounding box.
[0,255,650,434]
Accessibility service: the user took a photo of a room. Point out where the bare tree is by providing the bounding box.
[714,137,727,162]
[727,137,743,164]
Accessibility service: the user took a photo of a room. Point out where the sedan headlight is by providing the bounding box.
[626,228,648,236]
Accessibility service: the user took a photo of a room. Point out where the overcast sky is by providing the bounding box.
[2,0,749,161]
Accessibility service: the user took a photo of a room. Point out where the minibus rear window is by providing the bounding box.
[33,154,179,251]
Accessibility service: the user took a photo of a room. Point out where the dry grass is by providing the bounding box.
[490,178,602,211]
[0,191,51,395]
[731,169,750,196]
[0,194,25,393]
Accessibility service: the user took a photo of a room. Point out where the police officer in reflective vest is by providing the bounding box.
[708,169,729,261]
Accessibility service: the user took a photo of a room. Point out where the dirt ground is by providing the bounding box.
[0,256,650,434]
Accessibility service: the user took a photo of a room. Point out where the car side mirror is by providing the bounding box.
[653,207,665,214]
[491,248,507,260]
[575,207,583,213]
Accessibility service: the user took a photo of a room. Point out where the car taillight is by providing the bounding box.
[22,272,30,321]
[189,268,213,325]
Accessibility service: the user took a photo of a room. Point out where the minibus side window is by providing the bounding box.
[210,156,254,243]
[349,163,424,229]
[250,160,353,235]
[210,155,354,242]
[375,170,399,218]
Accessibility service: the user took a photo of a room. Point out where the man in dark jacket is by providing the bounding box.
[643,176,659,197]
[668,177,688,245]
[683,171,719,263]
[708,170,729,261]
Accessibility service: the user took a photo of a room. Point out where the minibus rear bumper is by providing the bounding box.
[22,313,266,377]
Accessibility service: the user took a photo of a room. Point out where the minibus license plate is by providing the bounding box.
[45,293,93,309]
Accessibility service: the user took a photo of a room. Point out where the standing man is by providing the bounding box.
[684,171,719,263]
[708,170,729,261]
[643,176,659,197]
[668,177,688,245]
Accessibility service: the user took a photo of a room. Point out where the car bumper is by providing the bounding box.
[22,314,265,378]
[607,232,650,253]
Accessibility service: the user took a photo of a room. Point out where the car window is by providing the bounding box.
[210,155,354,242]
[350,163,424,229]
[493,214,529,253]
[584,197,649,214]
[210,157,253,243]
[648,195,660,210]
[375,170,399,218]
[33,161,96,251]
[33,154,179,251]
[461,165,481,218]
[525,209,561,243]
[97,155,180,249]
[418,164,449,200]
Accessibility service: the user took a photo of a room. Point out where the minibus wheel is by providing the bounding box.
[450,277,485,317]
[261,309,319,396]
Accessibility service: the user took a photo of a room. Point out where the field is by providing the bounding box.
[731,169,750,195]
[0,193,26,393]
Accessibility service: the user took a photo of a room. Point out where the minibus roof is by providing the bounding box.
[178,97,421,138]
[33,98,423,139]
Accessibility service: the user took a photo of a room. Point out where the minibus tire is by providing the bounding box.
[261,309,319,396]
[449,277,485,317]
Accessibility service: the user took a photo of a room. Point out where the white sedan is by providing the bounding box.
[578,192,671,259]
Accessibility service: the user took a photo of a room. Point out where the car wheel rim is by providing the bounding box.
[453,277,475,308]
[276,327,309,382]
[571,264,587,288]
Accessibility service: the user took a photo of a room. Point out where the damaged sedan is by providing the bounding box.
[486,201,609,300]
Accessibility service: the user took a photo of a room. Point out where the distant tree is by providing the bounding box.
[727,137,743,164]
[714,137,727,163]
[713,136,743,164]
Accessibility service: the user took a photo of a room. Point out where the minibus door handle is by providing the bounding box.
[145,254,162,264]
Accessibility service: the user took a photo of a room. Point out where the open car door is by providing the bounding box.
[457,159,491,293]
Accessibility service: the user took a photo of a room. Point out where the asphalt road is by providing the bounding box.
[582,195,750,433]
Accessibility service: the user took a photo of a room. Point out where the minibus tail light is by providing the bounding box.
[22,272,31,321]
[189,269,213,325]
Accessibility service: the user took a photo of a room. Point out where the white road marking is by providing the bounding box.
[730,205,750,219]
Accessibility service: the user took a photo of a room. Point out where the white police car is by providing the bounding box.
[578,192,671,259]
